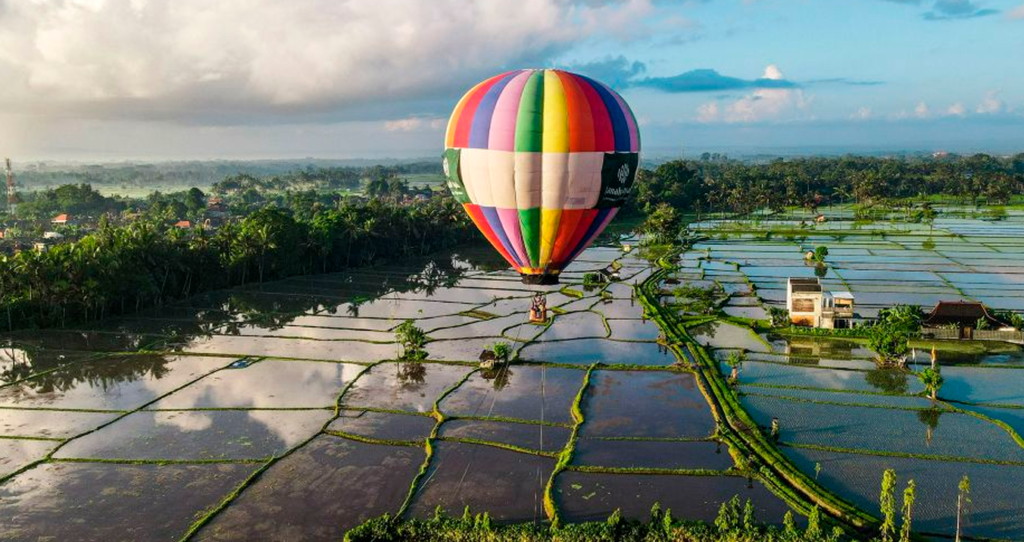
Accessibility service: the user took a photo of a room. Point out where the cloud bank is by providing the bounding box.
[0,0,653,124]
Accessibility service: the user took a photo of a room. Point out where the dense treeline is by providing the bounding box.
[6,160,441,194]
[0,196,475,330]
[632,154,1024,216]
[12,183,126,220]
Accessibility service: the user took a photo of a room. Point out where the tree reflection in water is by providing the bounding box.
[865,367,910,395]
[0,248,484,394]
[480,366,513,392]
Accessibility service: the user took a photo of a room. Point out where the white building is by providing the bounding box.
[786,278,855,329]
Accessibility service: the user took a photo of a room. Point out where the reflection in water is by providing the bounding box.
[864,368,910,395]
[480,366,513,391]
[397,361,427,386]
[918,407,943,446]
[14,354,174,396]
[0,462,256,542]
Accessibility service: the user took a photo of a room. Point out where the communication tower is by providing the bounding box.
[5,158,13,214]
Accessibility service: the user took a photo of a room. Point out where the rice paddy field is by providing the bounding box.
[4,206,1024,541]
[0,238,790,542]
[685,207,1024,540]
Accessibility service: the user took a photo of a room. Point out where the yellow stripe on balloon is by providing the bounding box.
[539,208,562,268]
[541,70,568,153]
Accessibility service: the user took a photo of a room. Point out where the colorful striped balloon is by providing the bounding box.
[442,69,640,284]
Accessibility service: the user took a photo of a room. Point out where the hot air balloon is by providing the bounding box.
[443,69,640,285]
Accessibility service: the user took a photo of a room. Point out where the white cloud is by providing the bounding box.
[946,102,966,116]
[761,64,785,81]
[696,102,720,123]
[384,116,447,132]
[692,65,810,124]
[914,101,931,118]
[976,91,1004,114]
[851,106,872,120]
[1009,3,1024,18]
[0,0,653,123]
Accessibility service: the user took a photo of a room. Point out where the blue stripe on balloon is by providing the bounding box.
[579,76,630,153]
[468,72,519,149]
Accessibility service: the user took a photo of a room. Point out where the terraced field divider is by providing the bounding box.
[180,358,382,541]
[544,362,595,527]
[394,367,479,519]
[636,255,881,535]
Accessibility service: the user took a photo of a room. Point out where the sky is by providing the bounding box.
[0,0,1022,161]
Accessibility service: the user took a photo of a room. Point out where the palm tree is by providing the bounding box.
[918,367,944,400]
[726,351,745,383]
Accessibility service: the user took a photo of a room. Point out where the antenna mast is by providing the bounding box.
[5,158,13,214]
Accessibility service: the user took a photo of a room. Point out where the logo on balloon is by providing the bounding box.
[617,163,630,185]
[442,156,450,178]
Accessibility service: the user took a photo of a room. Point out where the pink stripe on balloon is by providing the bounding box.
[497,207,529,266]
[488,71,532,152]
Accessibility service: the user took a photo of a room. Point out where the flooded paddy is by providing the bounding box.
[4,214,1024,540]
[1,241,778,540]
[689,211,1024,540]
[406,441,553,522]
[194,435,425,542]
[555,472,791,524]
[0,462,258,542]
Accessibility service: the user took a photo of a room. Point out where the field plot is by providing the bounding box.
[555,471,791,524]
[786,447,1024,539]
[684,212,1024,540]
[0,241,763,540]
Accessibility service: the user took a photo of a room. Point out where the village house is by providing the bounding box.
[51,213,72,226]
[173,220,192,229]
[920,300,1019,341]
[786,277,855,329]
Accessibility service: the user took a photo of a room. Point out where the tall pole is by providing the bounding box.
[5,158,13,214]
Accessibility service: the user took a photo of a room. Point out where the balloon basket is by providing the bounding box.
[521,274,559,285]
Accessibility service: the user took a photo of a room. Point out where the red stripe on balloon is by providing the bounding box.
[550,209,599,271]
[571,73,615,152]
[548,208,586,269]
[555,70,596,152]
[451,72,512,149]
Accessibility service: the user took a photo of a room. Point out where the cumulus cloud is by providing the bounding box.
[946,102,966,116]
[976,91,1004,114]
[914,101,932,118]
[1011,3,1024,18]
[693,65,810,123]
[0,0,654,124]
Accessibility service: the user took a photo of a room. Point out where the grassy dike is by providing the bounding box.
[635,253,881,536]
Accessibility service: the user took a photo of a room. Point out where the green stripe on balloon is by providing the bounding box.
[518,207,541,268]
[514,71,544,153]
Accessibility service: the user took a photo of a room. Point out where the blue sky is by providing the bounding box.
[0,0,1021,160]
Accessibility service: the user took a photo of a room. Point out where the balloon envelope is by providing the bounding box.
[443,69,640,283]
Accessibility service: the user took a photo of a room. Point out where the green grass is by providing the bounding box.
[636,255,880,534]
[543,362,595,526]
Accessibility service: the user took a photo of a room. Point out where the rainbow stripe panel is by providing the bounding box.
[444,69,640,277]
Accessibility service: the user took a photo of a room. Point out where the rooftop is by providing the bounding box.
[924,300,1005,328]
